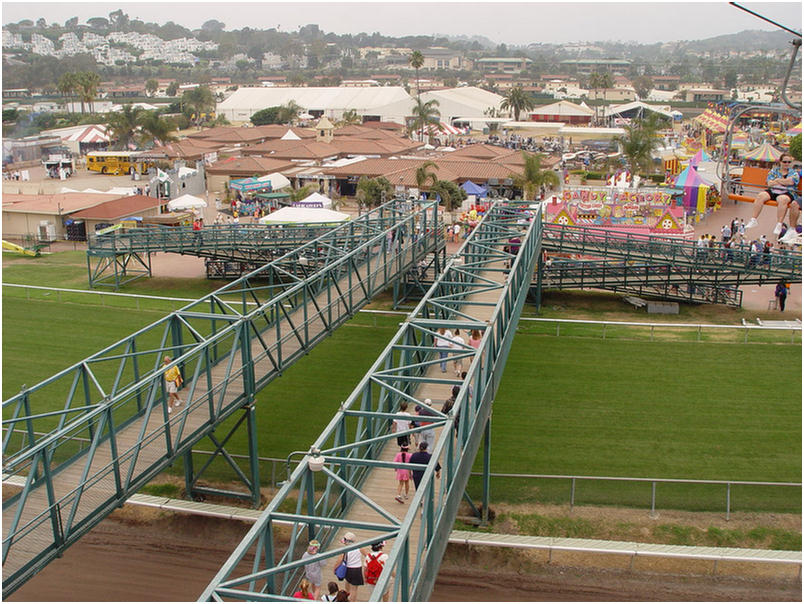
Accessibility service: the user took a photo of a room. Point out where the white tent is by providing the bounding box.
[258,207,349,225]
[293,192,333,208]
[263,172,291,190]
[167,194,208,211]
[281,129,302,140]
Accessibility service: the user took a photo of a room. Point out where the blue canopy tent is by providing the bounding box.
[461,180,487,196]
[229,177,273,193]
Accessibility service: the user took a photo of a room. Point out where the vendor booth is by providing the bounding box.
[230,172,291,194]
[258,207,350,226]
[167,194,207,211]
[292,192,333,209]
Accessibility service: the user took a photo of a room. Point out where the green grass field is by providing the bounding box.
[2,255,801,513]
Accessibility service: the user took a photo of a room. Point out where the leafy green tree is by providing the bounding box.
[251,107,283,126]
[589,71,614,101]
[277,100,302,124]
[356,176,393,208]
[789,134,801,162]
[616,116,662,182]
[181,85,215,126]
[631,75,653,100]
[410,98,440,143]
[511,152,559,200]
[409,50,424,99]
[339,109,361,125]
[139,111,176,146]
[415,161,439,190]
[289,184,317,203]
[145,78,159,96]
[3,108,20,123]
[166,81,179,97]
[500,86,534,122]
[429,179,466,211]
[106,104,143,150]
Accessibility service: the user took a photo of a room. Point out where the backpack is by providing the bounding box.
[365,553,384,585]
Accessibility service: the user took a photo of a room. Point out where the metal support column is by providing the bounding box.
[247,404,261,509]
[481,417,491,526]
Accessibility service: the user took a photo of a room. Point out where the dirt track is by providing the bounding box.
[7,510,800,602]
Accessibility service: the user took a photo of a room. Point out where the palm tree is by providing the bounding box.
[338,109,361,126]
[616,117,661,184]
[139,111,177,147]
[500,86,534,122]
[511,152,560,200]
[278,100,302,124]
[57,72,79,113]
[588,71,614,123]
[415,161,439,193]
[289,184,316,203]
[106,104,143,150]
[75,71,101,114]
[410,98,441,144]
[409,50,424,100]
[182,85,215,127]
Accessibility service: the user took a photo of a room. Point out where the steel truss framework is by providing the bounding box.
[200,201,542,602]
[538,223,802,306]
[2,200,442,597]
[87,223,344,289]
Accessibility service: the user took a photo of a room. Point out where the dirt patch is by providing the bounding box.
[8,509,800,602]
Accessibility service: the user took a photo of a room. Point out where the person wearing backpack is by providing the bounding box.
[775,280,789,311]
[364,541,393,602]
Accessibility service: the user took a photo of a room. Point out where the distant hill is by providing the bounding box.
[675,29,794,51]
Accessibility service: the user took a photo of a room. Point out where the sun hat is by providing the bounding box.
[342,531,356,543]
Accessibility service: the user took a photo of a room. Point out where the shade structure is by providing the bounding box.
[258,207,349,225]
[425,121,462,136]
[729,132,750,149]
[292,192,332,208]
[693,109,728,133]
[671,165,713,216]
[461,180,487,196]
[689,148,711,166]
[786,122,802,135]
[167,194,207,211]
[230,172,291,193]
[741,142,783,163]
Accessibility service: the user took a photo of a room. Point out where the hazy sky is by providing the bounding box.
[2,1,801,45]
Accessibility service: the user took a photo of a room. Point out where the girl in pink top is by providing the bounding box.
[393,445,411,503]
[468,329,482,349]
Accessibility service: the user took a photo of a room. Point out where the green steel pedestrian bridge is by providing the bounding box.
[1,200,443,598]
[536,224,802,307]
[86,222,373,288]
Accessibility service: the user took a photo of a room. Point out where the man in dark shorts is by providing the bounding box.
[409,442,441,490]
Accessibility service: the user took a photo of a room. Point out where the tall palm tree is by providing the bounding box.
[500,86,534,122]
[139,111,177,147]
[182,85,215,127]
[106,104,143,150]
[616,117,661,184]
[278,100,302,124]
[57,72,79,113]
[511,152,560,200]
[75,71,101,114]
[410,98,441,144]
[409,50,424,100]
[415,161,439,192]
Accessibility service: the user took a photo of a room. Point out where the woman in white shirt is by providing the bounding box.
[434,328,453,373]
[334,532,368,602]
[450,329,466,376]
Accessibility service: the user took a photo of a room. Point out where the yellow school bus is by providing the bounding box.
[86,151,152,175]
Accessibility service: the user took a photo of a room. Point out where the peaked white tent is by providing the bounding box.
[167,194,207,211]
[258,207,349,225]
[281,129,302,141]
[293,192,333,208]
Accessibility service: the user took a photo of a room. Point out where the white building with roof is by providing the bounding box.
[419,86,506,123]
[216,86,416,124]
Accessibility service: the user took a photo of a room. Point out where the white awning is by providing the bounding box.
[258,207,349,225]
[167,194,207,211]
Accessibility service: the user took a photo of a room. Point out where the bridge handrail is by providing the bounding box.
[2,201,438,464]
[200,201,542,601]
